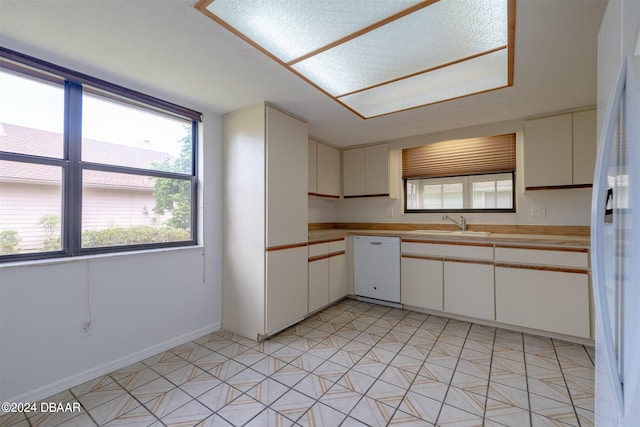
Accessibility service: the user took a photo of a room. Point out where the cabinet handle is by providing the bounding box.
[370,242,383,246]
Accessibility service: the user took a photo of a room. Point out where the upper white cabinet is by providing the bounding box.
[308,139,317,196]
[343,143,396,198]
[524,109,596,189]
[572,109,597,185]
[222,103,308,340]
[308,140,341,199]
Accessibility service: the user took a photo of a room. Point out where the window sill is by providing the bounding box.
[0,245,205,269]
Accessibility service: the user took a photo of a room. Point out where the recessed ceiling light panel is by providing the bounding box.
[196,0,515,118]
[339,48,509,118]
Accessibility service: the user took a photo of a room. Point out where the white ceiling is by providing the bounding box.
[0,0,607,147]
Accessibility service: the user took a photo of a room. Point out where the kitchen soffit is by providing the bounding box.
[195,0,515,119]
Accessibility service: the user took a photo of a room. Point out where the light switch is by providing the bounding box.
[531,205,546,217]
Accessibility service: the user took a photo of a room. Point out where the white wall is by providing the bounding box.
[0,112,222,403]
[314,116,593,227]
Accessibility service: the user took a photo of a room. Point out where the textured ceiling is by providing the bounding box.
[0,0,607,147]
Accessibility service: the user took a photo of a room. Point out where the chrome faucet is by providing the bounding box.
[442,215,466,231]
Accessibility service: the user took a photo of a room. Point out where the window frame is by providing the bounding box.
[0,48,201,263]
[404,171,516,214]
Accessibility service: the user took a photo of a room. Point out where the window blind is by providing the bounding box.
[402,133,515,179]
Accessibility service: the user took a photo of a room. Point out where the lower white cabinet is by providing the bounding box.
[494,245,591,338]
[308,261,329,312]
[400,239,591,339]
[308,238,347,314]
[328,240,347,302]
[266,246,309,335]
[401,256,443,311]
[444,261,494,320]
[495,267,590,338]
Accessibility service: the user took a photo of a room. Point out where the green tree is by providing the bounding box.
[38,214,61,251]
[0,230,21,254]
[153,126,192,230]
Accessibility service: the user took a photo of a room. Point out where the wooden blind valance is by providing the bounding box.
[402,133,516,179]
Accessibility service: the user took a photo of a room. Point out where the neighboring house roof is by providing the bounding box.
[0,123,177,189]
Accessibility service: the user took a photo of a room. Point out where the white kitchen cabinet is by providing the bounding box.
[308,139,317,196]
[444,260,494,321]
[401,240,493,316]
[343,143,395,197]
[267,246,309,334]
[524,114,572,188]
[309,139,340,198]
[222,103,308,340]
[308,242,329,314]
[401,256,443,311]
[308,238,347,314]
[328,239,347,302]
[317,142,341,198]
[342,147,365,196]
[524,109,596,189]
[494,245,590,338]
[495,267,590,338]
[572,109,597,185]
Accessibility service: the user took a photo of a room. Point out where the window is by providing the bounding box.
[0,49,201,262]
[403,134,515,213]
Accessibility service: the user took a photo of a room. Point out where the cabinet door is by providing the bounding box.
[329,253,347,302]
[343,147,365,196]
[401,256,443,311]
[572,109,597,185]
[524,114,572,188]
[308,139,317,195]
[266,246,308,335]
[364,144,389,195]
[266,107,308,247]
[444,261,494,320]
[308,258,329,313]
[495,267,590,338]
[317,143,341,198]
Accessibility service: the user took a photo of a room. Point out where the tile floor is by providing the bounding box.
[1,298,594,427]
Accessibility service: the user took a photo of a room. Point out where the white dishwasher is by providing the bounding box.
[354,235,401,305]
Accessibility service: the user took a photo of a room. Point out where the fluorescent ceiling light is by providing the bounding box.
[196,0,515,119]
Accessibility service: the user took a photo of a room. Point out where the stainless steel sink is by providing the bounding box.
[411,230,491,237]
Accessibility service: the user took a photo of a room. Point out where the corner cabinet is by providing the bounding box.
[308,139,340,199]
[308,238,347,314]
[343,143,397,198]
[524,109,596,189]
[222,103,309,340]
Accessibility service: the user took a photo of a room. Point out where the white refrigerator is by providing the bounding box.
[591,55,640,426]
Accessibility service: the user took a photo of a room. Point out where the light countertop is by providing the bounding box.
[309,229,590,248]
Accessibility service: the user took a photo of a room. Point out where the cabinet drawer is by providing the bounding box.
[495,246,588,268]
[402,240,493,261]
[308,242,329,258]
[329,238,346,253]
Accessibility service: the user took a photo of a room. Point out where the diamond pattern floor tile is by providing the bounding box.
[16,299,594,427]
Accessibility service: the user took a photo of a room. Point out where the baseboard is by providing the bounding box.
[5,322,221,404]
[404,305,594,346]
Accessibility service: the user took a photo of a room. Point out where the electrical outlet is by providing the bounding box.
[531,205,546,217]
